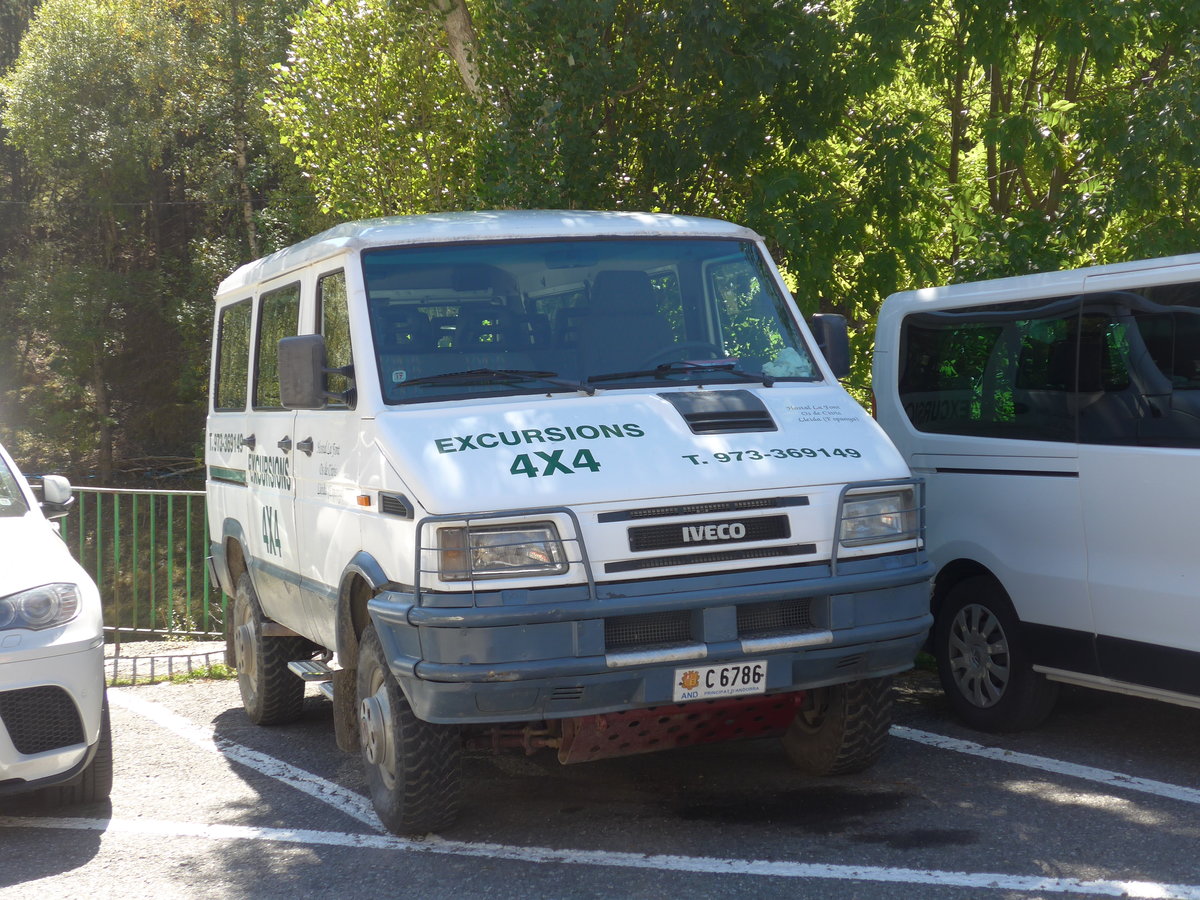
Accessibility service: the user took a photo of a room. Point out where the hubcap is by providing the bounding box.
[947,603,1010,708]
[359,676,396,788]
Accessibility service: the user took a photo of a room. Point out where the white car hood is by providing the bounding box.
[0,513,86,597]
[374,386,911,515]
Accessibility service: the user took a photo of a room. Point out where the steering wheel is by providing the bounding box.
[638,341,725,369]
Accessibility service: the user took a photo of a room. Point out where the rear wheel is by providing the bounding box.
[357,624,462,835]
[782,676,892,775]
[233,572,309,725]
[935,576,1058,732]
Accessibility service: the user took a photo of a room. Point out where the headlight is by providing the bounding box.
[0,583,81,631]
[839,488,919,547]
[437,522,568,581]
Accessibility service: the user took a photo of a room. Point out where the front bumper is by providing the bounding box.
[0,637,105,794]
[369,551,933,723]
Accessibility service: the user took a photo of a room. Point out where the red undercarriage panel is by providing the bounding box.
[556,691,806,765]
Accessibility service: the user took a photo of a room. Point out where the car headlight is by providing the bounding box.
[437,522,568,581]
[0,583,81,631]
[839,488,919,547]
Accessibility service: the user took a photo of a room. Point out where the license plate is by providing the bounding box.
[673,660,767,702]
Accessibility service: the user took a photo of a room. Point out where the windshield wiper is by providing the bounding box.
[587,360,775,387]
[395,368,595,395]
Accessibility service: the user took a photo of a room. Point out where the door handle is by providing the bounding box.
[241,434,256,451]
[296,437,315,456]
[277,436,293,452]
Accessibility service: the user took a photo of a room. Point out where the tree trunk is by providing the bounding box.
[431,0,482,103]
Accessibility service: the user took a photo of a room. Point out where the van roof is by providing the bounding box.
[216,210,761,298]
[882,249,1200,316]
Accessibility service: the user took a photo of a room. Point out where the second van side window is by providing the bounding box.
[900,285,1200,448]
[214,300,251,411]
[900,299,1078,442]
[254,283,301,409]
[319,271,353,405]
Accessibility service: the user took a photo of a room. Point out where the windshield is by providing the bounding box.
[0,453,30,518]
[361,238,818,403]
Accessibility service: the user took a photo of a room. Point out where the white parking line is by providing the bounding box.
[93,691,1200,897]
[106,690,384,831]
[2,814,1199,898]
[891,726,1200,807]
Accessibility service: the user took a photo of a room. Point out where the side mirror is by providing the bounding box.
[279,334,329,409]
[40,474,74,520]
[809,314,852,379]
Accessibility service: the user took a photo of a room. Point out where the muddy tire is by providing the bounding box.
[935,576,1058,732]
[782,676,893,776]
[357,624,462,835]
[233,572,308,725]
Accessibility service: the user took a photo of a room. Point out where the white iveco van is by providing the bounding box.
[874,252,1200,732]
[206,211,931,834]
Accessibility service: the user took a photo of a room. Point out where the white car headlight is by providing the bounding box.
[0,583,81,630]
[839,488,919,547]
[437,522,568,581]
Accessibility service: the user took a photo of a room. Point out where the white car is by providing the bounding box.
[0,442,111,804]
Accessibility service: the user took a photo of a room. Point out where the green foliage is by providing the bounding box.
[4,0,1200,469]
[266,0,479,217]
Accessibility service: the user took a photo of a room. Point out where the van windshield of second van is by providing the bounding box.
[361,238,818,403]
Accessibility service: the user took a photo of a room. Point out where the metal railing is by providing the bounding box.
[58,486,226,641]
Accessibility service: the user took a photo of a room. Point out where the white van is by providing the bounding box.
[873,253,1200,732]
[205,210,932,834]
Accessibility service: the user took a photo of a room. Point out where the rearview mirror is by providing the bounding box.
[279,334,329,409]
[40,474,74,520]
[809,314,851,379]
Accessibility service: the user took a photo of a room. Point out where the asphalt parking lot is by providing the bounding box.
[3,669,1199,899]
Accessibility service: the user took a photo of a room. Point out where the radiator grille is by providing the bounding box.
[737,599,815,638]
[0,686,84,755]
[605,610,692,651]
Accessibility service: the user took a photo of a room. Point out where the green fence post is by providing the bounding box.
[166,493,175,634]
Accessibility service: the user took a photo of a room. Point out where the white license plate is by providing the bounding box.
[673,660,767,702]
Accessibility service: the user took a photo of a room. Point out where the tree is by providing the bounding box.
[1,0,315,477]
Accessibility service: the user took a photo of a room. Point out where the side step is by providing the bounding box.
[288,660,335,701]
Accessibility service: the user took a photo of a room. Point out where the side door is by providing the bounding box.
[246,280,306,632]
[897,301,1091,643]
[1076,282,1200,693]
[206,297,253,586]
[293,268,361,649]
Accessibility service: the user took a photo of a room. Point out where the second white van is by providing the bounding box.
[874,252,1200,731]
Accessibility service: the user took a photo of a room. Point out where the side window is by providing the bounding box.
[214,300,251,411]
[254,282,301,409]
[899,298,1079,441]
[1077,286,1200,447]
[319,271,353,405]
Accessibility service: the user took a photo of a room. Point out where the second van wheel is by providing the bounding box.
[935,576,1059,732]
[233,572,308,725]
[782,676,892,776]
[356,624,463,835]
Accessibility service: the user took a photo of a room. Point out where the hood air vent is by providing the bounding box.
[659,390,778,434]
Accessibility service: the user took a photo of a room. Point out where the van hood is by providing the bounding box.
[374,387,910,515]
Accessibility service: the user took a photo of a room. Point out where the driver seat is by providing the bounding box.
[579,270,674,374]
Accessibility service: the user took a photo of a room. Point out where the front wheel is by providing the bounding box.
[39,691,113,807]
[935,576,1058,732]
[357,624,462,835]
[782,677,892,776]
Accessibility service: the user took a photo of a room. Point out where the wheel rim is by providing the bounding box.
[947,602,1011,708]
[233,600,259,706]
[360,665,397,790]
[793,687,830,734]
